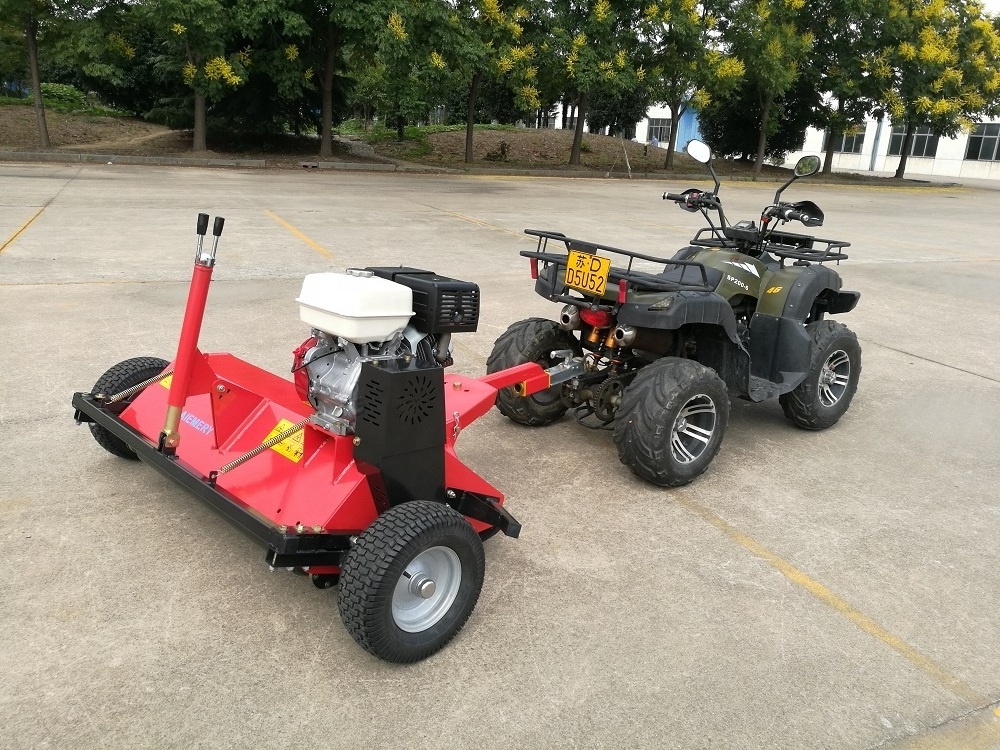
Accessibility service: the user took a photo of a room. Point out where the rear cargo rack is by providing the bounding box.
[522,229,713,305]
[691,227,850,264]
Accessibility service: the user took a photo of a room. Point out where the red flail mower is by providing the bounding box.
[72,215,583,663]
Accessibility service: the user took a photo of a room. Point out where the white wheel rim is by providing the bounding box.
[669,394,717,464]
[392,546,462,633]
[819,349,851,407]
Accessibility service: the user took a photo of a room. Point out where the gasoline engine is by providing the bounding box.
[293,267,480,435]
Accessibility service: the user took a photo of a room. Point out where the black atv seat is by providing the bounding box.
[658,263,724,289]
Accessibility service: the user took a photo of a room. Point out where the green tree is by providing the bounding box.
[720,0,813,177]
[806,0,882,173]
[641,0,744,168]
[144,0,248,151]
[866,0,1000,178]
[549,0,646,166]
[449,0,541,162]
[0,0,102,147]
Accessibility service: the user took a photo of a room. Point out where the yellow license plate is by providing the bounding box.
[565,251,611,296]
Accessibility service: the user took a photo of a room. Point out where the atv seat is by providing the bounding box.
[658,263,724,289]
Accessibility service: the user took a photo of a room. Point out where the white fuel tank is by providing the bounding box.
[297,270,413,343]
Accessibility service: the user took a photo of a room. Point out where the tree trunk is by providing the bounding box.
[569,92,588,166]
[752,93,773,179]
[319,23,338,158]
[464,71,483,164]
[664,101,681,170]
[25,16,50,149]
[894,123,915,178]
[822,99,844,175]
[561,98,568,129]
[193,91,207,152]
[395,113,405,141]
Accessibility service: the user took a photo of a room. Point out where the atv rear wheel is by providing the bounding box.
[89,356,170,459]
[486,317,581,426]
[779,321,861,430]
[613,358,729,487]
[337,501,485,663]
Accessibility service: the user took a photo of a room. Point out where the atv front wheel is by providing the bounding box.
[613,358,730,487]
[779,321,861,430]
[486,317,581,426]
[337,501,485,663]
[89,356,170,459]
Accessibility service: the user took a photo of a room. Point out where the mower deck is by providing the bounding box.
[73,351,533,568]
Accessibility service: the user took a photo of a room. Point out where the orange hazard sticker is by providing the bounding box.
[265,419,304,463]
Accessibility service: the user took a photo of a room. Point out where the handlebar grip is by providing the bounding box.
[783,208,809,224]
[663,192,686,202]
[196,213,209,236]
[213,216,225,236]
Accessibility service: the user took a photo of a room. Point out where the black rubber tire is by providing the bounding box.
[88,356,170,459]
[613,357,730,487]
[779,320,861,430]
[486,317,581,426]
[337,501,485,664]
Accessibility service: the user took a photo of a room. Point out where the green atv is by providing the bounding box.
[487,139,861,487]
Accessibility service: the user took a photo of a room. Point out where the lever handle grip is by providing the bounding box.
[196,213,209,236]
[213,216,225,236]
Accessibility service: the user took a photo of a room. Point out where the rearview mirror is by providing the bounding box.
[686,140,712,164]
[794,155,821,177]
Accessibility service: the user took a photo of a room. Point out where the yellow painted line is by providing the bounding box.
[418,204,528,239]
[264,209,333,258]
[0,207,46,255]
[896,706,1000,749]
[675,493,984,705]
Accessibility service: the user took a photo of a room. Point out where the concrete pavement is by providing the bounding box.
[1,163,998,749]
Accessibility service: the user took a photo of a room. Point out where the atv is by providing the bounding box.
[487,140,861,487]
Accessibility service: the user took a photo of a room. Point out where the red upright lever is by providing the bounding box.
[160,213,224,454]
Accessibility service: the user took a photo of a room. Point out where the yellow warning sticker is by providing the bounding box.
[265,419,304,463]
[160,373,173,388]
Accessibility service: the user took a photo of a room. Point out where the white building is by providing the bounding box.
[786,117,1000,180]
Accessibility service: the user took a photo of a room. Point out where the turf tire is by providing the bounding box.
[613,357,729,487]
[89,356,170,459]
[486,317,581,426]
[337,501,485,664]
[779,321,861,430]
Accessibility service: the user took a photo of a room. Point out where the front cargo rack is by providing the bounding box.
[522,229,713,307]
[690,227,851,265]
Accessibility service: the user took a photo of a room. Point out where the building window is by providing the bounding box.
[965,123,1000,161]
[825,130,865,153]
[647,117,671,144]
[888,125,939,158]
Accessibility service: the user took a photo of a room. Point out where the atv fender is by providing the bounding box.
[617,290,742,346]
[754,264,845,321]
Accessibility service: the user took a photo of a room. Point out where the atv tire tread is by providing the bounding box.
[89,356,170,459]
[613,357,729,487]
[486,317,580,426]
[779,320,861,430]
[338,501,485,664]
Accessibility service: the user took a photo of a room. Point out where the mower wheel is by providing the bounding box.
[486,317,581,426]
[89,356,170,459]
[780,321,861,430]
[613,357,729,487]
[337,501,485,663]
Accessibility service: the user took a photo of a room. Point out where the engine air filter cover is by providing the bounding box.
[365,267,480,335]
